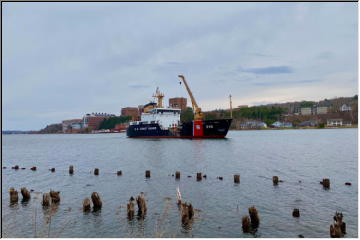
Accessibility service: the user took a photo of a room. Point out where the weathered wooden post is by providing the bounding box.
[292,208,300,217]
[30,166,37,171]
[117,171,122,176]
[9,188,18,203]
[273,176,279,185]
[50,190,60,203]
[345,182,351,186]
[242,216,251,233]
[94,168,99,175]
[175,171,181,179]
[20,187,31,200]
[249,206,260,228]
[196,172,202,181]
[91,192,102,209]
[136,193,147,217]
[181,202,194,225]
[321,178,330,189]
[127,197,135,220]
[42,193,50,206]
[69,165,74,175]
[50,168,55,172]
[13,165,19,170]
[145,170,151,178]
[234,174,240,184]
[330,212,346,237]
[83,198,91,212]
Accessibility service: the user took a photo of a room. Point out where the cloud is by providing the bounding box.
[253,79,321,86]
[128,84,150,89]
[240,66,294,74]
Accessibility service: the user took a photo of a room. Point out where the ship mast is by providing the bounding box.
[177,74,203,120]
[152,87,164,108]
[229,94,233,118]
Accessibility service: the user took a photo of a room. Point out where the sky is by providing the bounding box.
[2,2,358,130]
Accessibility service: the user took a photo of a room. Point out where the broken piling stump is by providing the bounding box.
[12,165,19,170]
[42,193,50,206]
[9,188,18,203]
[91,192,102,209]
[292,208,300,217]
[69,165,74,175]
[49,190,60,203]
[196,172,202,181]
[136,193,147,217]
[21,187,31,200]
[145,170,151,178]
[181,202,194,225]
[330,212,346,237]
[30,166,37,171]
[218,176,223,180]
[127,197,135,219]
[321,178,330,189]
[242,216,251,233]
[50,168,55,172]
[83,198,91,212]
[249,206,260,228]
[175,171,180,179]
[94,168,99,175]
[117,170,122,176]
[273,176,279,185]
[234,174,240,184]
[345,182,351,186]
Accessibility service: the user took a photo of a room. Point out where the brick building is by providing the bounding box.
[169,97,187,111]
[83,113,115,130]
[121,107,139,120]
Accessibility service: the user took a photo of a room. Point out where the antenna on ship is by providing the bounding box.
[229,94,233,119]
[152,87,164,108]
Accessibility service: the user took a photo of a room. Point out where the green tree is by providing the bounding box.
[180,107,194,122]
[99,116,132,130]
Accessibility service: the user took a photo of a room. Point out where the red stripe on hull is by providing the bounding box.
[130,135,226,139]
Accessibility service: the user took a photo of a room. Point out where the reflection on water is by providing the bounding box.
[2,129,358,237]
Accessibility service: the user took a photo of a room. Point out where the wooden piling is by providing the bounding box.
[127,197,135,219]
[292,208,300,217]
[13,165,19,170]
[242,216,251,233]
[181,202,194,225]
[234,174,240,184]
[117,171,122,176]
[30,166,37,171]
[145,170,151,178]
[9,188,18,203]
[83,198,91,212]
[20,187,31,200]
[136,193,147,217]
[248,206,260,228]
[330,212,346,237]
[91,192,102,209]
[50,168,55,172]
[69,165,74,175]
[94,168,99,175]
[203,174,207,179]
[322,178,330,189]
[42,193,50,206]
[273,176,279,185]
[196,173,202,181]
[175,171,181,179]
[49,190,60,203]
[345,182,351,186]
[218,176,223,180]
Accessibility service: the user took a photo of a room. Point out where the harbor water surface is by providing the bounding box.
[2,129,358,237]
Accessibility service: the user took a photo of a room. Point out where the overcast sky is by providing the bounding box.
[3,2,358,130]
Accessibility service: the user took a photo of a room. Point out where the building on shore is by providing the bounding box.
[121,107,139,120]
[83,113,115,130]
[340,104,352,112]
[327,119,343,127]
[62,119,83,133]
[239,120,267,129]
[169,97,187,111]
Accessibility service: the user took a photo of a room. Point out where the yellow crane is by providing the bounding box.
[152,87,164,108]
[177,74,203,120]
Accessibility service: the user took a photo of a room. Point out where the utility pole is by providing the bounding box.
[229,94,233,118]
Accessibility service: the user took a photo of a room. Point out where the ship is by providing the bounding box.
[127,75,232,138]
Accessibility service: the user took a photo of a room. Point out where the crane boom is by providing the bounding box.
[178,74,203,120]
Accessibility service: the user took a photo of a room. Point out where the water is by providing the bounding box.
[2,129,358,238]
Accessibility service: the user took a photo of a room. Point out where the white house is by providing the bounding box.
[327,119,343,127]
